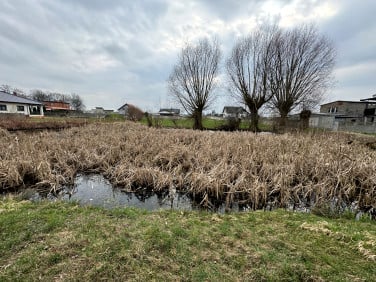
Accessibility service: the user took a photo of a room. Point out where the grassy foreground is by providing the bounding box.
[0,199,375,281]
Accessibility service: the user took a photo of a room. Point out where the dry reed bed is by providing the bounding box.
[0,123,375,211]
[0,117,87,131]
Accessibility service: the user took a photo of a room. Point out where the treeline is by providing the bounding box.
[168,24,336,131]
[0,84,85,112]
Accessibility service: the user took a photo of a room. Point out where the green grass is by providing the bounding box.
[140,116,273,131]
[0,198,375,281]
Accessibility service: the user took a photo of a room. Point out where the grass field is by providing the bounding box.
[140,116,272,131]
[0,198,375,281]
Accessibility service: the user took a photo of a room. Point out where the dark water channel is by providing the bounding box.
[6,174,374,218]
[24,175,245,212]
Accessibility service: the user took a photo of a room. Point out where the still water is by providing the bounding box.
[7,174,373,218]
[27,174,239,212]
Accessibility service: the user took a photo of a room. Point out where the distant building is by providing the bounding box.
[43,101,71,111]
[222,106,248,119]
[158,108,180,116]
[117,103,129,115]
[88,107,115,118]
[310,94,376,132]
[320,97,376,122]
[91,107,106,114]
[320,101,370,116]
[0,90,44,116]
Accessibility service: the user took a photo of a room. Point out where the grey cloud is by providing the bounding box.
[62,0,124,11]
[103,42,128,61]
[319,0,376,67]
[197,0,270,21]
[0,0,374,111]
[197,0,301,22]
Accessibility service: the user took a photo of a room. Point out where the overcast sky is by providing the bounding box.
[0,0,375,112]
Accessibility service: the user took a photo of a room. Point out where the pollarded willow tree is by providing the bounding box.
[269,24,336,125]
[168,38,221,130]
[226,26,278,132]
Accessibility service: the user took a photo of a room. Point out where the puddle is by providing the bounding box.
[23,175,244,212]
[6,174,375,218]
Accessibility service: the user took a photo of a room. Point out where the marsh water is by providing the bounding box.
[7,174,373,218]
[22,174,246,212]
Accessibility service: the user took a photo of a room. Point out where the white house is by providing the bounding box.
[158,108,180,116]
[222,106,249,119]
[117,103,129,115]
[0,91,44,116]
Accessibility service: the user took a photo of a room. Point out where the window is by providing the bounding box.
[0,104,7,111]
[29,105,41,115]
[17,105,25,112]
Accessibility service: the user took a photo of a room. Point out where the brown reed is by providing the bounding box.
[0,122,375,211]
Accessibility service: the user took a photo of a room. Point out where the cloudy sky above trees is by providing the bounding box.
[0,0,375,112]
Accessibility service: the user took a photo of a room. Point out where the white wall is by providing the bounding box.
[0,103,28,115]
[0,102,43,116]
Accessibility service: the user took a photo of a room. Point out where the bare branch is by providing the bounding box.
[226,25,278,131]
[168,38,221,130]
[269,24,336,122]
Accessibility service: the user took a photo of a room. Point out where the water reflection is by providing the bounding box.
[19,175,247,212]
[59,175,196,211]
[5,174,374,218]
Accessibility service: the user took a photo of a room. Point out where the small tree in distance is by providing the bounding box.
[70,93,85,112]
[168,38,221,130]
[127,104,144,121]
[0,84,12,94]
[30,89,49,102]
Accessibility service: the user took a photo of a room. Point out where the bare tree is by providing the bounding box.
[1,85,27,98]
[12,88,28,98]
[70,93,85,112]
[269,24,335,125]
[30,89,48,102]
[226,27,277,131]
[168,38,221,130]
[0,84,12,94]
[47,92,70,102]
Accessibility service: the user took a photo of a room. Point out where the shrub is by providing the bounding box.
[127,105,144,122]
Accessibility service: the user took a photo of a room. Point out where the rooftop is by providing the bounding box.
[0,91,42,105]
[223,106,247,114]
[159,108,180,114]
[321,98,376,106]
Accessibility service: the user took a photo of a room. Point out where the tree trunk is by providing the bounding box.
[247,103,260,133]
[279,112,288,128]
[193,110,203,130]
[249,107,260,133]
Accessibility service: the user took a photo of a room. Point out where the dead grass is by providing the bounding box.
[0,115,87,131]
[0,122,375,213]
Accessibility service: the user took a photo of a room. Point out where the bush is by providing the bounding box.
[218,118,241,131]
[144,112,153,127]
[127,105,144,122]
